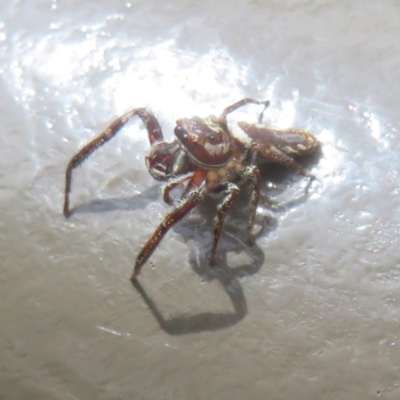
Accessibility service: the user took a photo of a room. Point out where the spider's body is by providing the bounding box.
[63,98,319,280]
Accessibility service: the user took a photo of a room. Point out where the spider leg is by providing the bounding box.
[257,102,270,124]
[163,168,208,205]
[219,98,270,129]
[251,142,315,179]
[209,183,240,265]
[181,169,208,199]
[250,142,316,200]
[63,108,163,217]
[162,172,195,205]
[241,166,261,242]
[132,189,205,279]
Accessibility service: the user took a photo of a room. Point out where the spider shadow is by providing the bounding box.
[131,220,268,335]
[131,152,321,335]
[68,184,160,216]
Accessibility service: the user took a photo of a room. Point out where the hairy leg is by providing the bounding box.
[219,98,270,130]
[242,166,261,241]
[162,172,195,204]
[209,183,240,265]
[132,189,204,279]
[64,108,163,216]
[251,142,315,178]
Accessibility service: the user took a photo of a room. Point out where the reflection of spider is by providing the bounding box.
[63,98,320,280]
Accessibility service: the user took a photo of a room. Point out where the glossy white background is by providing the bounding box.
[1,1,400,399]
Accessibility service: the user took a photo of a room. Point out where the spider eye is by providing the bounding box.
[175,125,187,138]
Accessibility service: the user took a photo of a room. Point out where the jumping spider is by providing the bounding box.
[63,98,320,280]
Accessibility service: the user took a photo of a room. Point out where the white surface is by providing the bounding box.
[1,1,400,399]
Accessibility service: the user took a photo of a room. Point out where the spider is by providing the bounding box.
[63,98,320,280]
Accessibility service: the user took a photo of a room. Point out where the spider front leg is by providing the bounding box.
[63,108,163,217]
[132,188,204,279]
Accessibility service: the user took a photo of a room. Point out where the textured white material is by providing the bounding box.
[1,1,400,399]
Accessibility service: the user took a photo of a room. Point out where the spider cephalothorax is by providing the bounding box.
[63,98,320,280]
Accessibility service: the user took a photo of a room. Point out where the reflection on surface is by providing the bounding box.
[22,33,256,121]
[2,0,400,398]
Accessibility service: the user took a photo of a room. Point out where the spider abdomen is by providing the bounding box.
[237,121,320,157]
